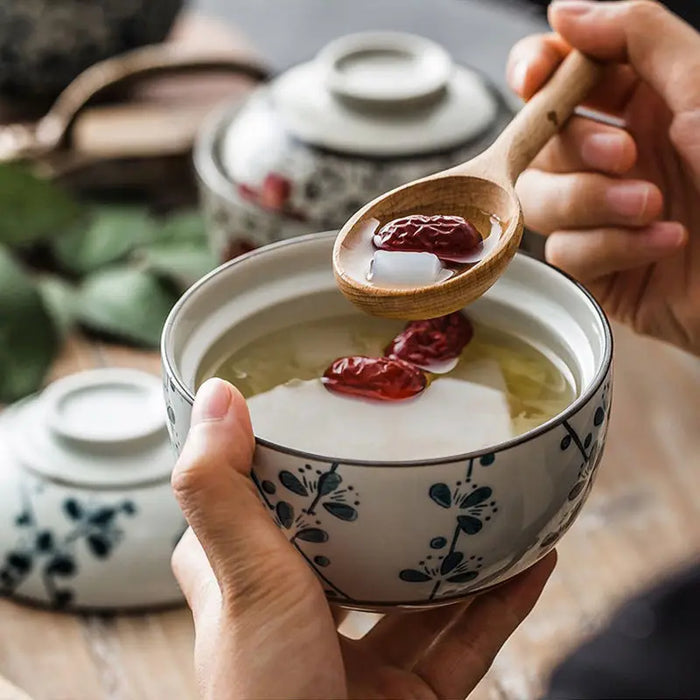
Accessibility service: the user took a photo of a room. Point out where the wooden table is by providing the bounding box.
[1,321,698,700]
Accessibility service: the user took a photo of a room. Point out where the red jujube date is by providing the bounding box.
[373,215,482,261]
[385,312,473,367]
[322,356,427,401]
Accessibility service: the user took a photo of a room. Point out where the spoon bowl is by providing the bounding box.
[334,50,603,319]
[334,174,522,319]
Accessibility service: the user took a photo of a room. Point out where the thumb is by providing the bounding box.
[550,0,700,114]
[171,378,313,606]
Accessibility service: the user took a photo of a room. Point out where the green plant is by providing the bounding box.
[0,164,217,402]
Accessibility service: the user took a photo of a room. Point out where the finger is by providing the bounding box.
[413,552,557,699]
[361,600,473,668]
[550,0,700,114]
[517,171,663,234]
[545,221,688,282]
[171,528,226,688]
[172,527,217,610]
[507,32,639,113]
[171,527,221,625]
[507,33,571,99]
[530,117,637,174]
[171,378,313,604]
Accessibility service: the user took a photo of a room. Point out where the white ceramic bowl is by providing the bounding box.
[0,369,185,611]
[161,232,612,610]
[193,32,513,264]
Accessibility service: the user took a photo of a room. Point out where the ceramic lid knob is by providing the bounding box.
[319,32,453,107]
[264,31,500,156]
[44,369,165,448]
[6,369,175,488]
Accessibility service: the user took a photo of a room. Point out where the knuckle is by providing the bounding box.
[457,637,494,681]
[544,234,571,270]
[221,555,315,615]
[670,110,700,152]
[626,0,666,26]
[170,456,210,505]
[486,587,525,630]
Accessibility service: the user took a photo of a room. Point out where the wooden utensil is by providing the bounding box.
[333,50,603,319]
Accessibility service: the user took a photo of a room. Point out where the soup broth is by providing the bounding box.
[201,314,575,458]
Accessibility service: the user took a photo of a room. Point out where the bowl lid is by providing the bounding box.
[1,369,174,488]
[223,31,500,158]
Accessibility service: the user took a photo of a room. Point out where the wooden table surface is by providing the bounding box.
[0,321,698,700]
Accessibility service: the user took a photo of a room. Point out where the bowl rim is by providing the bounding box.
[162,231,613,467]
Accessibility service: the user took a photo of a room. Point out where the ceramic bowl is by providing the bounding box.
[194,32,514,264]
[0,0,184,97]
[161,232,612,610]
[0,369,185,611]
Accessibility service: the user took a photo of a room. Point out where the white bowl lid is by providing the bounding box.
[258,32,499,156]
[1,369,174,488]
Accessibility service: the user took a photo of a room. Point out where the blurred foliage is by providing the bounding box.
[0,164,216,402]
[0,247,59,402]
[0,164,85,247]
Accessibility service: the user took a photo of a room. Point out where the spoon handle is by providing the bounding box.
[483,50,603,184]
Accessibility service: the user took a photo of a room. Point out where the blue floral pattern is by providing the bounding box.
[540,379,612,549]
[399,454,497,600]
[0,483,137,609]
[252,462,359,600]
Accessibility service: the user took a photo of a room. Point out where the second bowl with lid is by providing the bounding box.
[0,368,185,610]
[194,31,513,262]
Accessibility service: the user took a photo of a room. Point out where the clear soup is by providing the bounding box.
[201,315,575,455]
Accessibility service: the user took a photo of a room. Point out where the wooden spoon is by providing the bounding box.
[333,50,603,319]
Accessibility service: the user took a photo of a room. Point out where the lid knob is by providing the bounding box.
[43,369,166,448]
[318,32,453,107]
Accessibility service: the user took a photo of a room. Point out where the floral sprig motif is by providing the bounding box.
[399,454,497,600]
[252,462,360,600]
[540,381,611,549]
[0,484,137,609]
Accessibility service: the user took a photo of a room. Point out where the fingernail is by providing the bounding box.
[551,0,594,15]
[509,60,529,96]
[192,378,232,424]
[643,222,686,250]
[581,133,627,172]
[606,182,653,219]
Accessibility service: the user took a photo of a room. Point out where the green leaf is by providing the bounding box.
[76,266,178,347]
[0,246,59,402]
[52,206,156,274]
[138,241,217,290]
[37,276,78,337]
[0,164,84,247]
[152,211,208,243]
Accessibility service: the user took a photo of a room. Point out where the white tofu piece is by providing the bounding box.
[247,361,513,461]
[369,250,443,287]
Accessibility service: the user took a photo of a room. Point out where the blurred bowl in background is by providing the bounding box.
[194,31,515,264]
[0,369,184,611]
[0,0,185,98]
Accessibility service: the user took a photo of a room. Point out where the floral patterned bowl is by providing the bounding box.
[194,32,514,264]
[0,369,185,611]
[161,232,612,610]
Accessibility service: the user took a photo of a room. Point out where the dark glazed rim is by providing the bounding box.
[162,232,613,468]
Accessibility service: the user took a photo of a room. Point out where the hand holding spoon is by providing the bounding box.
[333,50,603,319]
